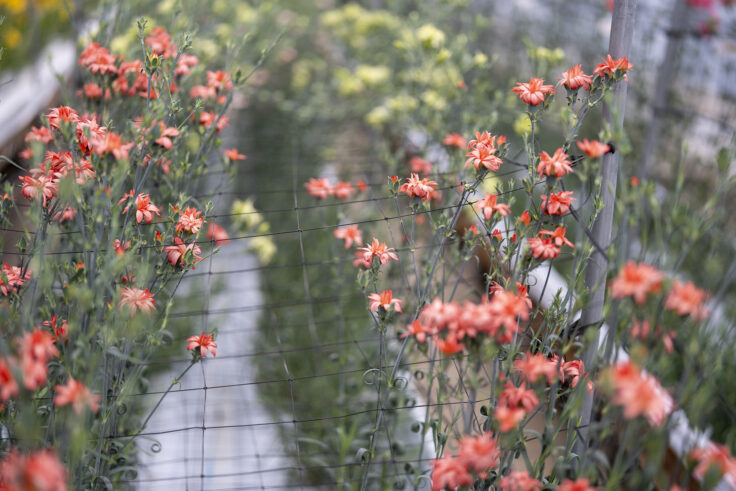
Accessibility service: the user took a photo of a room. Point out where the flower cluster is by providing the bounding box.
[399,173,438,201]
[604,361,674,426]
[430,433,501,490]
[403,287,531,354]
[0,449,67,491]
[304,177,359,200]
[464,131,507,172]
[527,226,574,260]
[0,262,31,296]
[611,261,709,319]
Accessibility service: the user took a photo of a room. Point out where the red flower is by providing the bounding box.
[665,280,709,320]
[577,139,610,158]
[42,315,68,341]
[559,65,592,91]
[537,148,573,178]
[175,53,199,76]
[304,177,333,199]
[435,334,465,355]
[145,27,176,58]
[0,358,19,403]
[153,122,180,150]
[558,478,596,491]
[368,290,402,313]
[607,361,673,426]
[487,290,530,343]
[498,470,542,491]
[457,432,501,474]
[19,329,59,363]
[1,262,31,296]
[518,210,531,225]
[333,181,356,200]
[333,224,362,249]
[113,239,131,256]
[224,148,247,161]
[118,287,156,316]
[541,190,575,215]
[46,106,79,129]
[176,207,205,235]
[206,70,233,93]
[465,142,502,172]
[0,449,68,491]
[513,352,560,384]
[92,132,134,160]
[562,359,586,389]
[400,320,429,344]
[690,442,736,488]
[512,77,555,106]
[399,173,438,201]
[19,174,58,207]
[358,238,399,266]
[187,333,218,357]
[409,157,433,174]
[82,83,104,99]
[610,261,664,304]
[121,193,161,224]
[593,54,633,79]
[207,223,230,246]
[430,457,473,491]
[499,381,539,412]
[164,237,203,267]
[199,111,229,132]
[494,404,526,432]
[527,237,560,259]
[539,226,574,248]
[475,193,511,220]
[25,126,53,144]
[442,133,466,148]
[54,378,101,414]
[79,42,117,74]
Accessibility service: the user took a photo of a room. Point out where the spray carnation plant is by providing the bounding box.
[0,15,270,488]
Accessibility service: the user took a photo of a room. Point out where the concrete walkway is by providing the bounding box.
[135,248,293,490]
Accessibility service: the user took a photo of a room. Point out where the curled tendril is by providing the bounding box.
[362,368,384,385]
[150,441,162,453]
[526,274,539,287]
[392,376,408,390]
[414,369,424,381]
[116,403,128,416]
[91,476,113,490]
[121,469,138,481]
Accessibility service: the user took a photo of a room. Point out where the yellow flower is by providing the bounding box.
[421,90,446,111]
[291,61,311,90]
[355,65,390,87]
[473,51,488,67]
[3,27,22,50]
[416,24,445,49]
[231,199,263,231]
[1,0,27,15]
[335,68,365,96]
[366,106,390,127]
[436,48,451,63]
[513,114,532,136]
[249,236,276,264]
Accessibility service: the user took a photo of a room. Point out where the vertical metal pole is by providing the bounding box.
[574,0,638,459]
